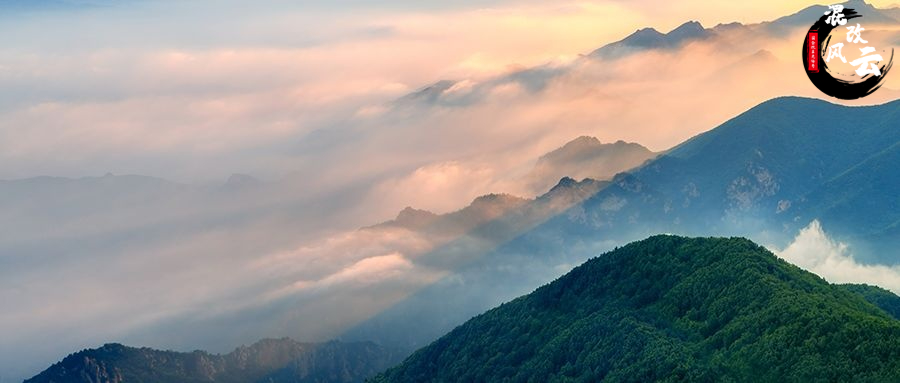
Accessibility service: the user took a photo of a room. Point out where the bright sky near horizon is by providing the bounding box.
[0,0,896,182]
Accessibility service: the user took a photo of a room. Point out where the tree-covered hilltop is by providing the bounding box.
[842,283,900,320]
[372,235,900,383]
[25,338,399,383]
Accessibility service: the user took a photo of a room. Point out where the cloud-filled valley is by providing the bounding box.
[2,1,900,381]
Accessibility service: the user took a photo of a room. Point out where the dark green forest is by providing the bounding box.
[373,235,900,383]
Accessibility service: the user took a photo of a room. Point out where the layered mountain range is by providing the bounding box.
[23,89,900,383]
[341,96,900,356]
[404,0,900,116]
[15,137,647,383]
[18,1,900,381]
[595,0,898,60]
[520,137,656,196]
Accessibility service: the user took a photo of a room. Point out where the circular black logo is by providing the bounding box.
[802,5,894,100]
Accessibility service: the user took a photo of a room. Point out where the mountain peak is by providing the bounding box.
[632,26,663,36]
[765,0,897,32]
[27,339,397,383]
[544,137,652,161]
[666,20,710,42]
[568,135,601,145]
[394,207,438,228]
[98,343,128,352]
[555,176,578,188]
[542,176,603,198]
[522,136,655,195]
[469,193,526,208]
[592,20,710,59]
[397,80,457,105]
[669,20,704,34]
[373,236,900,382]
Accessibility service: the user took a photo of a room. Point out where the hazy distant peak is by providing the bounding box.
[521,136,655,196]
[611,28,664,48]
[568,135,601,144]
[396,206,436,219]
[539,137,654,166]
[713,21,744,30]
[552,136,600,154]
[555,176,578,188]
[561,136,647,150]
[397,80,458,104]
[629,27,665,41]
[394,206,439,228]
[372,194,529,234]
[543,176,603,197]
[667,20,705,39]
[591,20,712,59]
[664,20,710,43]
[445,193,530,226]
[764,0,898,33]
[469,193,527,208]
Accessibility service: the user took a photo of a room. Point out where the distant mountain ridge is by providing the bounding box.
[764,0,899,32]
[390,0,900,112]
[530,96,900,262]
[342,176,605,351]
[342,96,900,366]
[521,137,656,195]
[25,338,399,383]
[373,236,900,382]
[590,0,898,60]
[590,20,711,59]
